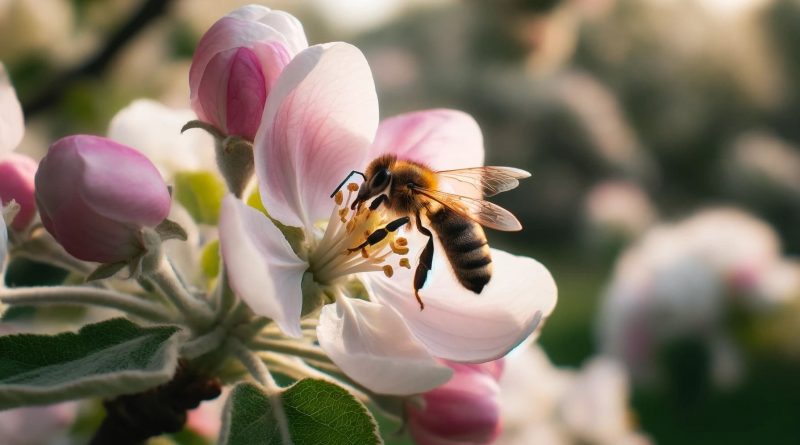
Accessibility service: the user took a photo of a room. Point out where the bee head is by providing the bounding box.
[352,167,392,209]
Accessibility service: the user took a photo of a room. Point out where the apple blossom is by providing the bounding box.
[0,63,23,156]
[35,135,171,263]
[189,5,308,141]
[219,41,557,395]
[0,153,37,231]
[406,360,503,445]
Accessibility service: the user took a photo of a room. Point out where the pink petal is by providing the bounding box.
[0,64,23,155]
[317,297,453,395]
[0,153,37,230]
[226,5,307,54]
[255,43,378,230]
[223,47,267,141]
[218,195,307,338]
[365,248,557,362]
[370,109,485,170]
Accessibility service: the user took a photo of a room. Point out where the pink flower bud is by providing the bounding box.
[407,360,503,445]
[189,6,306,141]
[0,153,37,230]
[35,135,171,263]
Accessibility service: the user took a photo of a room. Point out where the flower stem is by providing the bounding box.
[249,337,333,364]
[260,352,368,402]
[147,255,215,329]
[0,286,176,322]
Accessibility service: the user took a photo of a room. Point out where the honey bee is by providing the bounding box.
[333,154,529,309]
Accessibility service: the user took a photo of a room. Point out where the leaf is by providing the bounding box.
[174,171,226,224]
[220,379,382,445]
[0,318,182,409]
[86,261,127,281]
[155,218,189,242]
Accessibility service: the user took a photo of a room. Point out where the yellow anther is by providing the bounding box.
[391,241,409,255]
[346,219,355,233]
[347,183,359,192]
[399,258,411,269]
[334,190,344,205]
[361,248,369,259]
[396,237,408,247]
[383,265,394,278]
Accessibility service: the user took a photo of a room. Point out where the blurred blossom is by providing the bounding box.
[406,360,503,445]
[187,388,228,440]
[597,208,797,386]
[515,6,579,75]
[0,153,37,231]
[0,63,23,156]
[0,403,77,445]
[108,99,216,181]
[497,345,648,445]
[583,180,656,239]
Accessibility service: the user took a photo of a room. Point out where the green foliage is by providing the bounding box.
[0,318,182,409]
[174,171,227,224]
[221,380,382,445]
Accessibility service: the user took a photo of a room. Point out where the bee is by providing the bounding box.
[333,154,529,310]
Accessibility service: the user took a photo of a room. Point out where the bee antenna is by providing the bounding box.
[330,170,366,198]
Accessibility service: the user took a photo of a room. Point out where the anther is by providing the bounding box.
[383,265,394,278]
[396,237,408,247]
[361,248,369,259]
[347,183,359,192]
[334,191,343,206]
[399,258,411,269]
[391,241,409,255]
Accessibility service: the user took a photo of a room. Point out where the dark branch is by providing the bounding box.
[22,0,175,117]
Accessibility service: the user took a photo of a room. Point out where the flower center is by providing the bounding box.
[309,183,411,286]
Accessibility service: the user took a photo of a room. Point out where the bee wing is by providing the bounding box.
[435,166,531,199]
[415,187,523,231]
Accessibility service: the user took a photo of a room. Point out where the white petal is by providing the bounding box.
[108,99,216,180]
[255,42,378,231]
[218,195,307,338]
[228,6,308,55]
[0,63,23,155]
[317,297,453,395]
[366,248,558,362]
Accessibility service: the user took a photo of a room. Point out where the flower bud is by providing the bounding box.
[35,135,171,263]
[189,5,307,141]
[407,360,503,445]
[0,153,37,230]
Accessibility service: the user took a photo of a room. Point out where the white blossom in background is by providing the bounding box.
[597,207,800,387]
[0,403,79,445]
[108,99,217,181]
[497,345,649,445]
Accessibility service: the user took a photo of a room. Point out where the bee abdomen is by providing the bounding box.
[429,209,492,294]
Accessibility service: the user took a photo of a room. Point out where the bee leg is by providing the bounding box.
[368,194,389,210]
[413,211,433,311]
[347,216,410,252]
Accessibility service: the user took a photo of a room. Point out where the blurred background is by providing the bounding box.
[3,0,800,443]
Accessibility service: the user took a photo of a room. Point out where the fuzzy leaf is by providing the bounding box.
[0,318,182,409]
[220,379,382,445]
[174,171,226,224]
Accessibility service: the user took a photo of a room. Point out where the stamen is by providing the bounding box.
[391,240,409,255]
[383,265,394,278]
[334,190,343,206]
[396,237,408,247]
[347,183,359,192]
[361,248,369,259]
[399,258,411,269]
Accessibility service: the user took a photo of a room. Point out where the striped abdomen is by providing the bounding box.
[429,208,492,293]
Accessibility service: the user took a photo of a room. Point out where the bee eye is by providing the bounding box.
[370,169,390,190]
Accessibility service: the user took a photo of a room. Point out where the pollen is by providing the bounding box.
[399,258,411,269]
[396,237,408,247]
[383,265,394,278]
[391,240,409,255]
[347,182,359,192]
[334,190,344,206]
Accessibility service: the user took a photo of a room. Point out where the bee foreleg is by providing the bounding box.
[330,170,366,198]
[347,216,410,252]
[413,211,433,311]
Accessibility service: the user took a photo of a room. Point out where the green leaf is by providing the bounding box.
[174,171,226,224]
[0,318,182,409]
[220,379,382,445]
